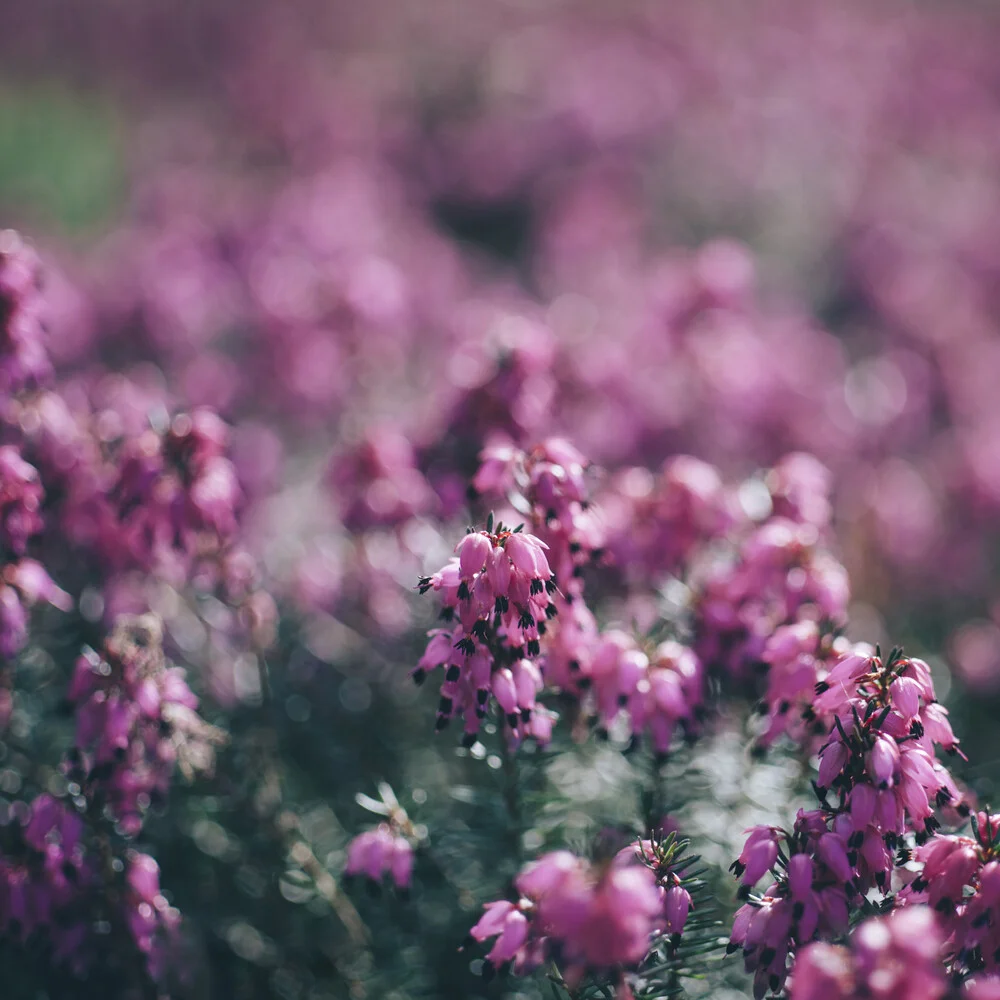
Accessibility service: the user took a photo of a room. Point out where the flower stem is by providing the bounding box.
[499,719,523,862]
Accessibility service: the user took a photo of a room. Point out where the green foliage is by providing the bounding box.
[0,85,124,233]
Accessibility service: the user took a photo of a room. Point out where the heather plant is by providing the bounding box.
[0,217,995,999]
[3,2,1000,998]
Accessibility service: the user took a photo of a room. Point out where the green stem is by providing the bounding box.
[645,750,666,834]
[499,719,523,861]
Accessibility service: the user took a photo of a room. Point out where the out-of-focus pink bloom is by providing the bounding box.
[470,845,664,981]
[344,825,414,891]
[68,614,224,834]
[790,907,947,1000]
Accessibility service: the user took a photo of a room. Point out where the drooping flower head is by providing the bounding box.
[789,907,947,1000]
[68,613,225,835]
[468,845,663,985]
[415,518,558,741]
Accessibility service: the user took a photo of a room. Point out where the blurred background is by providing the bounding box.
[4,0,1000,997]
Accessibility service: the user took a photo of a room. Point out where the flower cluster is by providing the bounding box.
[729,813,855,998]
[694,512,850,683]
[468,846,663,984]
[897,811,1000,979]
[729,644,972,996]
[582,633,704,755]
[789,906,947,1000]
[330,428,435,531]
[108,408,242,577]
[415,519,557,742]
[0,795,177,980]
[602,456,731,587]
[756,620,850,749]
[0,229,50,392]
[344,827,414,894]
[344,783,417,894]
[472,437,604,595]
[123,851,181,983]
[68,613,225,835]
[0,794,91,970]
[635,832,696,941]
[813,647,965,844]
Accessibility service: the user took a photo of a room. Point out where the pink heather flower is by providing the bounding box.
[344,825,414,891]
[867,733,900,790]
[603,456,732,586]
[895,812,1000,977]
[787,941,854,1000]
[433,333,556,476]
[470,901,530,966]
[790,907,948,1000]
[695,508,849,683]
[125,851,179,971]
[0,584,28,659]
[628,640,703,755]
[589,630,648,733]
[758,622,857,750]
[766,453,834,529]
[729,812,857,995]
[0,446,44,555]
[573,863,662,969]
[472,437,603,599]
[68,614,224,834]
[664,884,692,937]
[108,409,242,575]
[471,846,663,982]
[470,439,520,497]
[0,794,170,977]
[5,558,72,611]
[731,826,781,886]
[329,427,435,531]
[0,230,51,392]
[415,521,559,740]
[542,598,599,693]
[810,647,967,860]
[0,558,71,658]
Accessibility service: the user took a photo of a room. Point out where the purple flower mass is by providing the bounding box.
[2,1,1000,997]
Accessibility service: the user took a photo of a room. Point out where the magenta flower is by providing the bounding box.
[694,501,849,685]
[68,613,224,834]
[472,437,603,599]
[344,825,414,891]
[0,446,44,555]
[0,230,51,392]
[469,845,664,984]
[330,427,435,531]
[729,812,856,996]
[894,811,1000,978]
[790,907,947,1000]
[415,520,558,740]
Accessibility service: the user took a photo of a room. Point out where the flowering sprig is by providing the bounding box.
[472,437,604,597]
[695,516,850,684]
[344,782,420,894]
[813,646,966,844]
[636,831,697,941]
[415,515,558,743]
[0,793,179,986]
[730,644,972,997]
[467,844,664,986]
[789,906,948,1000]
[68,613,225,835]
[894,810,1000,979]
[729,812,857,998]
